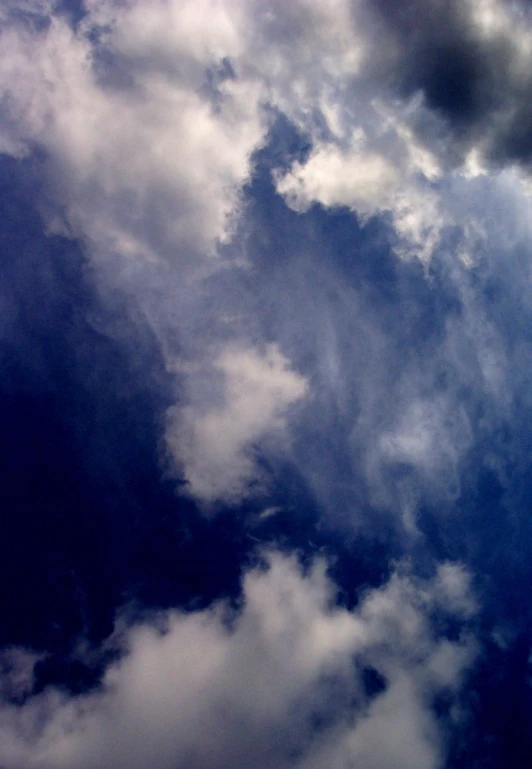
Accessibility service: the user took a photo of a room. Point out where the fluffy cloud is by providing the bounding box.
[165,343,308,505]
[0,553,477,769]
[275,142,399,217]
[0,0,466,267]
[0,1,266,256]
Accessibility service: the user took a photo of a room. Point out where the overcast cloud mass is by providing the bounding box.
[0,1,532,767]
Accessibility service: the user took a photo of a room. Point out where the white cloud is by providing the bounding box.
[2,0,531,267]
[275,141,399,218]
[0,2,266,256]
[165,343,308,506]
[0,553,478,769]
[0,0,458,266]
[274,135,447,262]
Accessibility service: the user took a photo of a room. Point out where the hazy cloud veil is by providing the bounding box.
[0,1,531,768]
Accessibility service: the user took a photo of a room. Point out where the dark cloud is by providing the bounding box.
[370,0,490,120]
[366,0,532,166]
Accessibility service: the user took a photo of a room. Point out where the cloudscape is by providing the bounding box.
[0,1,531,767]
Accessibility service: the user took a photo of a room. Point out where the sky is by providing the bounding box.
[0,0,531,767]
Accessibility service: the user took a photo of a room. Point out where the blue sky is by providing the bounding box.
[0,1,531,767]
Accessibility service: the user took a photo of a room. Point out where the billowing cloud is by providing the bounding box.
[0,553,477,769]
[165,343,308,505]
[0,0,266,256]
[276,143,399,215]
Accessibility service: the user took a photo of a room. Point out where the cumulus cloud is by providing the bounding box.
[0,0,266,256]
[165,343,308,505]
[0,553,477,769]
[275,141,399,217]
[0,0,470,269]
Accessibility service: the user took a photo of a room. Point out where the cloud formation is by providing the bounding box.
[0,0,531,540]
[165,343,308,505]
[0,0,266,256]
[0,553,477,769]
